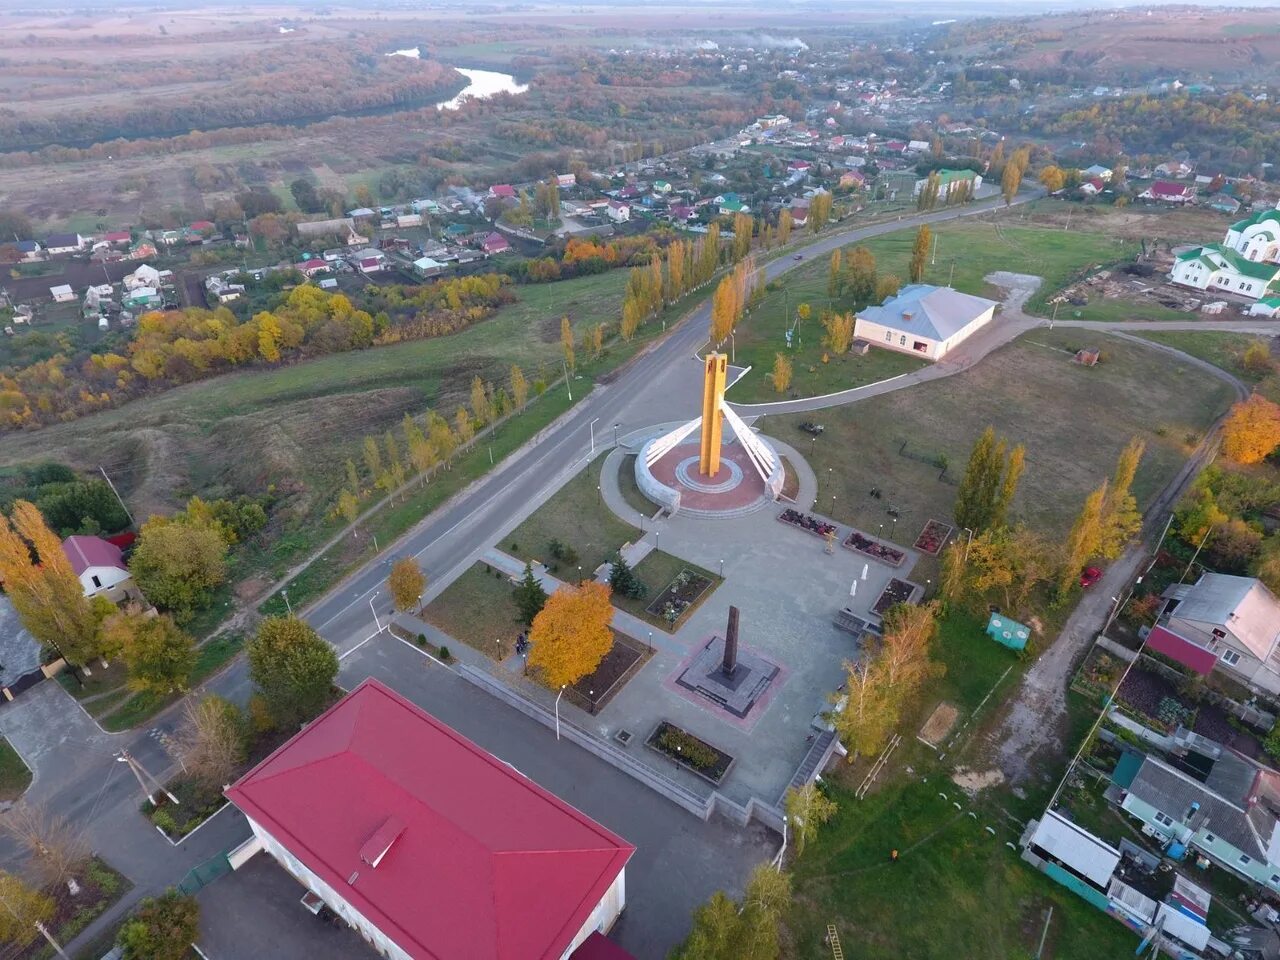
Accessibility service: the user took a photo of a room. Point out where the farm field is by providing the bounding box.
[767,328,1236,550]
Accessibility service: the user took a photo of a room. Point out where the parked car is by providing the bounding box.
[793,253,803,260]
[798,421,824,436]
[1079,566,1102,588]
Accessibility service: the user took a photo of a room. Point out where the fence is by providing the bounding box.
[177,851,232,896]
[456,664,791,832]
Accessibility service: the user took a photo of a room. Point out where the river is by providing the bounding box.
[387,49,529,110]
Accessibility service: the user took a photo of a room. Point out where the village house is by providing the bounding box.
[839,170,867,190]
[43,233,87,256]
[122,286,163,310]
[1140,181,1197,204]
[1079,177,1107,196]
[1111,728,1280,894]
[123,264,163,291]
[854,284,998,361]
[480,232,511,255]
[13,240,42,262]
[1225,202,1280,263]
[913,168,982,200]
[61,535,132,601]
[225,680,635,960]
[606,201,631,223]
[49,284,75,303]
[556,173,577,188]
[205,276,246,304]
[1249,296,1280,318]
[296,258,330,279]
[351,248,387,275]
[1155,160,1196,179]
[488,184,517,200]
[412,257,446,278]
[102,231,132,247]
[1155,573,1280,696]
[1080,164,1113,182]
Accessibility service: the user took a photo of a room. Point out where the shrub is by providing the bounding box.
[416,633,427,647]
[438,645,451,661]
[150,809,178,835]
[247,693,276,736]
[657,727,718,770]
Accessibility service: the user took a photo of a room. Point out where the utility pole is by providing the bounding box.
[99,466,134,526]
[0,891,70,960]
[931,229,938,265]
[562,361,573,402]
[117,749,178,807]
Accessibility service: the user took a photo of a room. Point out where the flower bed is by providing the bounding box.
[12,857,131,960]
[843,529,906,567]
[777,508,836,539]
[644,568,715,626]
[872,578,918,616]
[913,519,954,556]
[645,721,734,785]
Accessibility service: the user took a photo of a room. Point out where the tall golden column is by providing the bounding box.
[699,352,728,476]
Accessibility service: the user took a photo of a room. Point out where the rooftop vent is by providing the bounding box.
[359,815,406,869]
[901,310,914,321]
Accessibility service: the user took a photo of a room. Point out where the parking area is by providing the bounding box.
[336,635,777,959]
[197,855,377,960]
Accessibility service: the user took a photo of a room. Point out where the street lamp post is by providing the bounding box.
[589,417,600,455]
[369,595,384,633]
[555,685,566,740]
[719,558,724,578]
[282,590,292,617]
[613,423,620,446]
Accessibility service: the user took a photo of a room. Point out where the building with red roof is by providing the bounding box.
[488,184,517,199]
[226,679,635,960]
[1140,180,1197,204]
[481,232,511,255]
[60,535,131,600]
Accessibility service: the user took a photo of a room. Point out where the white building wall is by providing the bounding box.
[560,869,627,959]
[1171,258,1212,290]
[79,566,132,601]
[249,817,414,960]
[853,319,941,360]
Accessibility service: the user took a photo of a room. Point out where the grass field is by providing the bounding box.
[422,562,522,661]
[731,216,1185,401]
[782,607,1134,959]
[508,457,641,578]
[0,737,31,801]
[766,329,1236,550]
[1134,331,1273,385]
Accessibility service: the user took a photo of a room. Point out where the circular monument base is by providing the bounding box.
[641,440,774,519]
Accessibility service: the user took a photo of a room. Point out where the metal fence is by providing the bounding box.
[177,851,232,895]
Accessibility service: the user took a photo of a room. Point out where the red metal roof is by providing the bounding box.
[1148,180,1193,198]
[226,679,634,960]
[570,932,637,960]
[61,535,126,575]
[1147,625,1218,676]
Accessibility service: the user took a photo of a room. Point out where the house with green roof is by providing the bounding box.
[912,168,983,200]
[1249,295,1280,318]
[1171,243,1280,300]
[1225,201,1280,264]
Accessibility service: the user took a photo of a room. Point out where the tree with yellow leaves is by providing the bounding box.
[560,316,575,374]
[1221,395,1280,465]
[527,581,615,689]
[770,353,793,394]
[454,408,475,444]
[470,376,492,426]
[0,501,101,665]
[822,312,855,355]
[387,558,426,613]
[1038,165,1067,193]
[510,365,528,411]
[808,191,833,232]
[777,209,792,245]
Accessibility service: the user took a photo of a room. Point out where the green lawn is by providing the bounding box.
[508,457,641,579]
[786,775,1141,960]
[0,737,31,801]
[421,562,522,661]
[1134,331,1271,385]
[768,329,1235,545]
